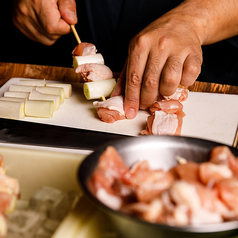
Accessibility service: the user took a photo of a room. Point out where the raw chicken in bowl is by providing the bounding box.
[78,135,238,238]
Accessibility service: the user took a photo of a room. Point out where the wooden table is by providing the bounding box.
[1,62,238,94]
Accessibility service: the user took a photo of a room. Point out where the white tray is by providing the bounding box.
[1,77,238,146]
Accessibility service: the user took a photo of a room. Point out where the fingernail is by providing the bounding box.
[67,10,77,21]
[125,108,136,119]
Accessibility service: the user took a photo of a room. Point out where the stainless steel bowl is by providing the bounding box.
[78,136,238,238]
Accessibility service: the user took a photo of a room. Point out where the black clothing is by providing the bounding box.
[1,1,238,85]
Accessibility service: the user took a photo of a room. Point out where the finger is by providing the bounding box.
[159,55,184,96]
[14,15,60,45]
[111,60,127,97]
[39,0,72,36]
[58,0,77,25]
[124,41,148,119]
[180,53,202,86]
[140,51,167,109]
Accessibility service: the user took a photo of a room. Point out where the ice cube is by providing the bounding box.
[7,210,45,237]
[29,186,69,220]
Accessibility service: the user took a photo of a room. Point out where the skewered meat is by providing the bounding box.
[72,42,97,56]
[75,63,113,82]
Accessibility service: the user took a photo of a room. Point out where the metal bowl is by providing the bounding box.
[78,135,238,238]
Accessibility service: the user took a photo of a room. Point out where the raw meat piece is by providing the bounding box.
[160,88,189,102]
[210,146,238,175]
[89,146,131,209]
[72,42,97,56]
[133,169,174,203]
[170,162,200,182]
[141,111,183,135]
[90,146,129,194]
[149,99,185,117]
[209,146,235,164]
[75,63,113,82]
[93,96,126,123]
[216,178,238,211]
[0,192,14,213]
[199,162,232,185]
[0,175,20,197]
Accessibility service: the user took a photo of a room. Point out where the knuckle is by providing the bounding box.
[157,36,171,50]
[144,76,158,89]
[162,71,178,88]
[126,96,138,105]
[128,72,142,87]
[186,63,201,77]
[130,34,150,52]
[44,24,57,35]
[17,3,28,17]
[163,76,178,88]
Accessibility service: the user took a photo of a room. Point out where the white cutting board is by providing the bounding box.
[1,77,238,146]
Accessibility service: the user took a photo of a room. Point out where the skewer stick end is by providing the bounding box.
[70,25,81,45]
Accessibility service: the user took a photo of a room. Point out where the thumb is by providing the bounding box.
[58,0,77,25]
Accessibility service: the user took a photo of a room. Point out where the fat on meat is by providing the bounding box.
[199,162,233,185]
[159,88,189,102]
[129,160,174,203]
[75,63,113,82]
[89,146,133,209]
[72,42,97,56]
[216,178,238,212]
[209,146,238,175]
[93,95,126,123]
[141,111,183,135]
[149,99,185,117]
[0,175,20,196]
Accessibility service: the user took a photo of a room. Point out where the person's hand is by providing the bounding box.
[112,3,204,119]
[13,0,77,45]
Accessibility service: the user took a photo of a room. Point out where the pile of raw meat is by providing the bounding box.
[0,155,20,237]
[89,145,238,226]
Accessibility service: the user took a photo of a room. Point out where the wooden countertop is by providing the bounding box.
[1,62,238,94]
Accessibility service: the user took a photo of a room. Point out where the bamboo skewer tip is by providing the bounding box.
[70,25,81,45]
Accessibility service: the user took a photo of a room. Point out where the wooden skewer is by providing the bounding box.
[233,124,238,148]
[70,25,81,44]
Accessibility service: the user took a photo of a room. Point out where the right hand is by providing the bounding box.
[12,0,77,45]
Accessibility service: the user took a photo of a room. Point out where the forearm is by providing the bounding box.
[165,0,238,45]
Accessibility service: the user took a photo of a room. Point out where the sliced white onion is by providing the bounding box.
[0,97,26,103]
[73,53,104,70]
[46,83,72,99]
[0,101,25,119]
[9,84,36,93]
[36,86,64,104]
[4,91,30,99]
[25,100,54,118]
[83,78,116,100]
[29,90,60,111]
[18,79,46,86]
